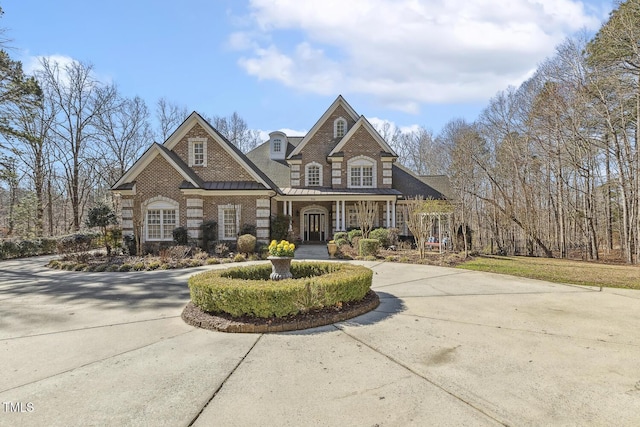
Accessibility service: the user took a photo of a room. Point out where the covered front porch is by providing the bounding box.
[276,188,402,242]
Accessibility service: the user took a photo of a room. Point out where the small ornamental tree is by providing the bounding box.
[85,203,118,257]
[354,200,378,238]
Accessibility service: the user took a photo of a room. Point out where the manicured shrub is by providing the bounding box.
[188,262,373,318]
[119,264,133,272]
[233,253,246,262]
[206,258,220,265]
[173,226,189,245]
[347,229,363,243]
[333,232,348,241]
[335,238,349,247]
[359,239,379,257]
[237,234,257,254]
[369,228,390,248]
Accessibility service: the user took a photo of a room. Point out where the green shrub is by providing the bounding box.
[359,239,379,257]
[94,264,108,272]
[347,229,363,243]
[206,258,220,265]
[387,228,400,246]
[233,253,246,262]
[369,228,390,248]
[133,262,146,271]
[335,238,349,247]
[201,220,218,251]
[188,262,373,318]
[119,264,133,272]
[106,265,119,272]
[333,232,348,241]
[173,226,189,245]
[147,261,161,270]
[237,234,257,254]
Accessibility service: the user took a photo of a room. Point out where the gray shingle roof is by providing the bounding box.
[245,137,303,188]
[392,163,450,200]
[281,187,401,196]
[179,181,269,190]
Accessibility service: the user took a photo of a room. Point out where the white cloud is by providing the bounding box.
[23,54,76,76]
[231,0,602,111]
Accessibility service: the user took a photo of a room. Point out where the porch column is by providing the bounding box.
[341,200,346,231]
[288,200,293,231]
[386,200,390,228]
[392,200,396,228]
[335,200,341,232]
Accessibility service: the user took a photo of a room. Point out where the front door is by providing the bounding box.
[306,213,323,241]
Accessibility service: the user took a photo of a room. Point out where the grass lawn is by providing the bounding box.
[458,255,640,290]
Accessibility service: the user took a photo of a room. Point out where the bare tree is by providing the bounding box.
[354,200,377,238]
[156,97,189,141]
[38,58,117,231]
[208,112,261,153]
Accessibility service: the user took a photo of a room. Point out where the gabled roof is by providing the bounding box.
[111,143,202,190]
[163,112,278,191]
[112,112,280,193]
[288,95,359,158]
[328,116,398,157]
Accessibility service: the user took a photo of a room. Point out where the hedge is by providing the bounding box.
[188,262,373,318]
[0,233,101,260]
[359,239,379,257]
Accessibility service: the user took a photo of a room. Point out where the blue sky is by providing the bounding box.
[3,0,614,138]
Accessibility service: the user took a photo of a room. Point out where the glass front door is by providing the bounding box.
[305,213,324,241]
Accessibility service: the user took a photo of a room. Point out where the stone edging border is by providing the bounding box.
[181,290,380,333]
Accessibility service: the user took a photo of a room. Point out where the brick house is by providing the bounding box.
[111,95,450,244]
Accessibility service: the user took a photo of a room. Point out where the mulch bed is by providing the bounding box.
[181,290,380,333]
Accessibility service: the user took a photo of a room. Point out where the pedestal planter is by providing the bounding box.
[267,256,293,280]
[327,242,338,258]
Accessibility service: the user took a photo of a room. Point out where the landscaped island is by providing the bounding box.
[182,262,379,333]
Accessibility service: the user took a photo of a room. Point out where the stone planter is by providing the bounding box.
[327,242,338,259]
[267,256,293,280]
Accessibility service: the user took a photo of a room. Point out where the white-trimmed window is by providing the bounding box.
[273,139,282,153]
[145,198,178,241]
[305,162,323,187]
[188,137,207,167]
[218,204,241,240]
[347,207,358,229]
[334,117,347,138]
[347,156,376,188]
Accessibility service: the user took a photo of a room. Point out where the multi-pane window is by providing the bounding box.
[307,165,320,186]
[336,120,345,137]
[223,208,237,239]
[273,139,282,152]
[193,141,204,165]
[350,166,374,187]
[146,208,176,240]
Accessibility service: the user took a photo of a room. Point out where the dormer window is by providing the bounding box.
[269,131,287,160]
[334,117,347,138]
[305,162,323,187]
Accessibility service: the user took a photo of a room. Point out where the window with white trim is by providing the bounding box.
[273,139,282,152]
[334,117,347,138]
[218,205,241,240]
[305,162,323,187]
[145,201,178,241]
[347,156,376,188]
[347,207,358,229]
[193,141,204,165]
[188,137,207,167]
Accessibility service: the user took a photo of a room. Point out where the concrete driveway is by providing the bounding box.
[1,255,640,426]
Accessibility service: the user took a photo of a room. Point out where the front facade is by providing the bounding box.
[111,96,450,244]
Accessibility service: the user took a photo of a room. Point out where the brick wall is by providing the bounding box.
[296,105,357,188]
[172,123,256,182]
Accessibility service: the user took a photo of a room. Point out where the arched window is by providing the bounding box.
[347,156,376,188]
[334,117,347,138]
[144,197,179,241]
[305,162,323,187]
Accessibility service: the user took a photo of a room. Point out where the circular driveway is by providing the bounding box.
[1,256,640,426]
